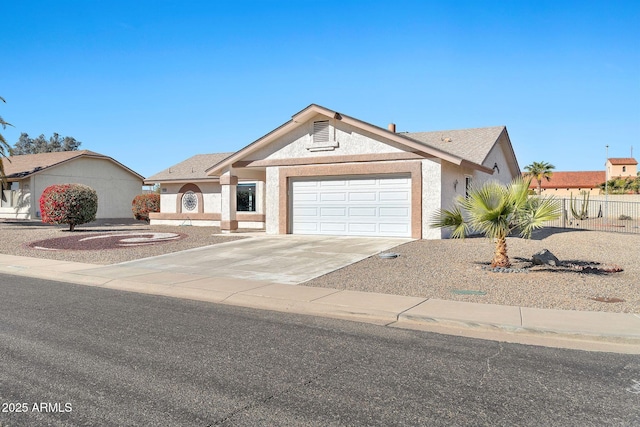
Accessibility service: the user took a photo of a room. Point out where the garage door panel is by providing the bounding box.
[319,207,347,217]
[379,191,410,201]
[320,180,347,188]
[348,207,378,217]
[320,193,347,202]
[379,207,410,217]
[295,193,320,202]
[291,175,411,237]
[348,192,377,202]
[293,207,319,217]
[348,223,378,233]
[379,223,411,234]
[350,179,377,186]
[295,222,320,232]
[320,223,348,232]
[379,177,410,186]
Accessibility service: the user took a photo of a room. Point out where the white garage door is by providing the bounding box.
[291,175,412,237]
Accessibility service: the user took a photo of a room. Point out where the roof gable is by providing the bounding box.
[4,150,144,180]
[403,126,506,166]
[206,104,512,175]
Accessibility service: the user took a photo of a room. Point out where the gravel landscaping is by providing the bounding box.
[305,228,640,314]
[1,220,638,313]
[0,219,245,265]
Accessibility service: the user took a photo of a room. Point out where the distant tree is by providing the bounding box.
[599,176,640,194]
[524,161,555,195]
[11,132,82,155]
[0,96,13,186]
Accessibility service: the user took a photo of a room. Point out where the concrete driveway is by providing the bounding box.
[77,235,411,285]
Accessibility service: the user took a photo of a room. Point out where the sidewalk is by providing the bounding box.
[1,253,639,354]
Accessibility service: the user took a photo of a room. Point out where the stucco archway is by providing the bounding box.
[176,183,204,214]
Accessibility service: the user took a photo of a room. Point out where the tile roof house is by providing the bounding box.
[607,157,637,178]
[527,158,637,196]
[145,104,521,239]
[1,150,144,219]
[527,171,606,196]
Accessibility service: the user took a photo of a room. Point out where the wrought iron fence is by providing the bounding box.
[543,197,640,234]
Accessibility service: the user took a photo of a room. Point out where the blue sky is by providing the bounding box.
[2,0,639,179]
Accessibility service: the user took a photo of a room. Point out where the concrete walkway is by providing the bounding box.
[0,236,638,354]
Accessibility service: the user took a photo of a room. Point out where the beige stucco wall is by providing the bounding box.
[422,159,443,239]
[539,188,603,197]
[608,162,637,177]
[265,167,280,234]
[479,139,514,186]
[159,181,266,216]
[23,158,142,219]
[247,114,406,161]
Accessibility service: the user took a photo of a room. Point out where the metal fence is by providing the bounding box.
[544,197,640,234]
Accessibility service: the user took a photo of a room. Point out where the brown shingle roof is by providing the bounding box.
[145,152,235,183]
[402,126,507,165]
[526,171,606,189]
[608,157,638,165]
[3,150,143,180]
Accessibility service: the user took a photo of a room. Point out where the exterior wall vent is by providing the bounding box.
[313,120,330,144]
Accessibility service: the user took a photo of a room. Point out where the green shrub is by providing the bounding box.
[132,193,160,222]
[39,184,98,231]
[619,214,632,221]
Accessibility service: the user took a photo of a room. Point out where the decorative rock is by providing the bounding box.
[532,249,561,266]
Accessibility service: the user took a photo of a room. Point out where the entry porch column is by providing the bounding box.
[220,171,238,233]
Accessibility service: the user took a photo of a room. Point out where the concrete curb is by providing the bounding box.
[1,254,639,353]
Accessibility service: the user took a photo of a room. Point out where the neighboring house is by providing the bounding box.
[528,158,638,196]
[145,104,520,239]
[144,153,238,227]
[527,171,606,196]
[0,150,144,219]
[606,157,637,178]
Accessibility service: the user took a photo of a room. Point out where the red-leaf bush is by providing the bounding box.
[39,184,98,231]
[132,193,160,222]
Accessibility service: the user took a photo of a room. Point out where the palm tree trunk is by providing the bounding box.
[491,236,511,268]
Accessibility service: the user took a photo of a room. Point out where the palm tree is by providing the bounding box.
[0,96,13,186]
[524,161,555,195]
[431,177,560,268]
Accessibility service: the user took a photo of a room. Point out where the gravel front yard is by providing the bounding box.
[1,220,638,313]
[0,219,244,265]
[305,228,640,314]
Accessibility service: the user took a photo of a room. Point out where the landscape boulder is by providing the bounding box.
[532,249,561,267]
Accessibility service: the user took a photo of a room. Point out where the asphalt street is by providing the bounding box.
[0,272,638,426]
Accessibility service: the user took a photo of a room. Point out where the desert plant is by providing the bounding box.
[619,214,632,221]
[132,193,160,222]
[570,191,590,220]
[430,177,561,268]
[39,184,98,231]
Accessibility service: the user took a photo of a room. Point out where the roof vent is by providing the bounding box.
[441,137,453,143]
